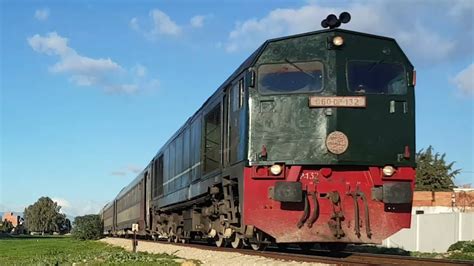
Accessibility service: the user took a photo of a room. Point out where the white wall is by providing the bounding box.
[383,212,474,253]
[412,206,457,214]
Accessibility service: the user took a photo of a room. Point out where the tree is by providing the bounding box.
[72,214,103,240]
[0,219,13,233]
[60,218,72,234]
[24,196,66,234]
[415,146,461,191]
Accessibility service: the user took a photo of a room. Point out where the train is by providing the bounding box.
[101,13,416,251]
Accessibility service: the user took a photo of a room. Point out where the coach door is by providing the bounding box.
[229,78,245,164]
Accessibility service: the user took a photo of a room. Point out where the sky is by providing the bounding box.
[1,0,473,217]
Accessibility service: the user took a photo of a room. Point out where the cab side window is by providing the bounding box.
[203,105,221,173]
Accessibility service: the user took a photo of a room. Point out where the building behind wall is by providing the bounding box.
[3,212,20,227]
[412,189,474,214]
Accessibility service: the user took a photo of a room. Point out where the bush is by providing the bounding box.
[72,214,103,240]
[448,240,474,253]
[0,220,14,233]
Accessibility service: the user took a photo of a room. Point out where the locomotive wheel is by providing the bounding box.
[215,234,227,248]
[207,237,215,245]
[250,231,267,251]
[174,228,182,243]
[230,234,243,249]
[167,228,174,243]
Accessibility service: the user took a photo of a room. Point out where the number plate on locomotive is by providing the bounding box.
[309,96,366,108]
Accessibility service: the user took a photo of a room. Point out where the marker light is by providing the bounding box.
[412,70,417,87]
[382,165,396,177]
[332,36,344,46]
[270,164,283,175]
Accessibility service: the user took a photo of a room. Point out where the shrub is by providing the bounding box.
[72,214,103,240]
[448,240,474,253]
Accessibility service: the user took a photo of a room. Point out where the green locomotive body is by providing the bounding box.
[102,16,416,249]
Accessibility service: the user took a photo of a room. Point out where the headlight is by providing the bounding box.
[382,165,396,177]
[332,36,344,46]
[270,164,283,175]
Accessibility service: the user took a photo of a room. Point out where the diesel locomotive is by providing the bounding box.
[101,13,416,251]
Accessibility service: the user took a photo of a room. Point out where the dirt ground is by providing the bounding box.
[100,237,329,266]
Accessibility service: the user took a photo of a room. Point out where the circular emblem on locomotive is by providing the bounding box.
[326,131,349,155]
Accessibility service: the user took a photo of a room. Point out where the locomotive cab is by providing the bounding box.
[244,28,416,245]
[248,29,415,167]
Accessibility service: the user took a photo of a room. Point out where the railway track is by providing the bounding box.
[116,237,473,265]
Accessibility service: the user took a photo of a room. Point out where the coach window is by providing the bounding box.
[153,155,163,197]
[232,79,244,111]
[203,105,221,174]
[169,141,176,186]
[239,79,244,108]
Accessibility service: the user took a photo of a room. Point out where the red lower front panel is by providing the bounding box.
[243,165,415,244]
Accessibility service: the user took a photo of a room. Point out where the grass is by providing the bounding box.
[410,240,474,261]
[0,235,181,265]
[347,242,474,261]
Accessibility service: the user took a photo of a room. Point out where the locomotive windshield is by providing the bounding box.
[347,61,406,95]
[258,61,323,95]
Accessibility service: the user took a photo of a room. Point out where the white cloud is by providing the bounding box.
[111,171,127,176]
[190,15,206,28]
[150,9,181,36]
[28,32,71,56]
[132,9,210,39]
[50,55,122,75]
[52,197,71,212]
[129,17,140,31]
[127,165,143,174]
[222,2,471,66]
[132,64,147,77]
[453,63,474,96]
[35,8,50,21]
[53,197,104,217]
[449,0,474,21]
[28,32,158,94]
[111,164,143,177]
[224,5,334,52]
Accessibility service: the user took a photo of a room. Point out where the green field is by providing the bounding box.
[0,235,180,265]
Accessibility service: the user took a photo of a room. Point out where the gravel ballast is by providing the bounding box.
[100,237,329,266]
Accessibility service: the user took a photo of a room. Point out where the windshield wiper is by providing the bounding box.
[284,58,316,79]
[367,59,384,72]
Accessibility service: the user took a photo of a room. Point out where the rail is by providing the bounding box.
[111,237,473,265]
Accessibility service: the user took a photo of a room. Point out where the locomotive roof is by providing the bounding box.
[223,28,407,86]
[150,28,411,157]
